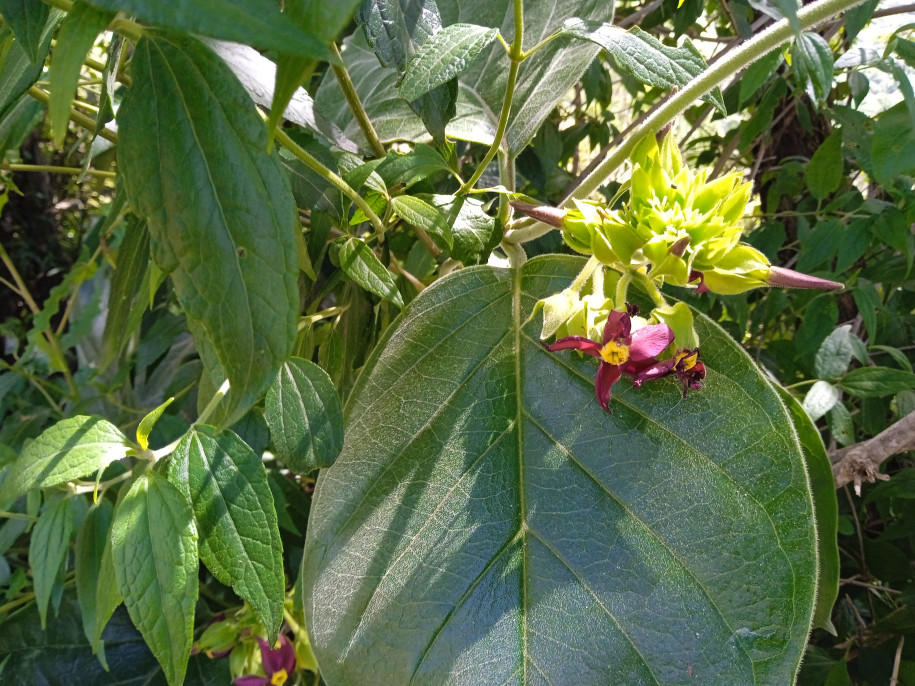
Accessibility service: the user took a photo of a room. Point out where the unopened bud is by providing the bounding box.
[668,236,690,257]
[510,201,565,228]
[767,266,844,291]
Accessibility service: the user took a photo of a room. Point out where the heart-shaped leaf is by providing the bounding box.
[303,255,817,684]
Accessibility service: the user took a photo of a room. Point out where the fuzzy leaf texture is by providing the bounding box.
[117,32,299,427]
[169,426,285,639]
[303,255,818,685]
[111,472,198,686]
[0,415,129,501]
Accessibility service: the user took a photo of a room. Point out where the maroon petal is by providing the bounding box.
[257,636,295,675]
[543,337,603,358]
[629,324,675,361]
[624,358,675,386]
[595,362,622,411]
[509,201,566,227]
[688,270,709,294]
[233,677,269,686]
[602,310,630,344]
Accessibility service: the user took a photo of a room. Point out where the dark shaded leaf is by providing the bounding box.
[101,214,150,370]
[840,366,915,398]
[75,499,114,662]
[118,33,299,426]
[0,9,61,119]
[303,255,816,685]
[30,495,73,629]
[806,132,843,200]
[0,0,49,62]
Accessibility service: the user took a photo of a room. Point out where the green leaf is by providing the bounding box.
[806,132,843,200]
[840,366,915,398]
[169,427,284,639]
[852,278,880,341]
[100,214,150,370]
[264,357,344,472]
[0,0,49,62]
[399,23,499,102]
[322,0,615,154]
[391,195,453,249]
[48,1,115,146]
[93,509,122,646]
[869,205,913,274]
[802,380,840,422]
[827,402,855,446]
[118,33,299,427]
[303,255,817,685]
[815,324,867,380]
[30,495,73,629]
[560,21,726,113]
[870,344,913,373]
[792,32,834,103]
[84,0,333,60]
[774,386,839,635]
[136,397,175,451]
[375,144,456,189]
[738,49,782,109]
[843,0,878,43]
[0,9,61,119]
[336,237,404,308]
[111,472,198,686]
[425,194,500,265]
[75,498,113,663]
[0,416,130,502]
[357,0,456,142]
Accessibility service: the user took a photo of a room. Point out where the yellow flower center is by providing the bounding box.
[674,349,699,370]
[270,669,288,686]
[600,340,630,365]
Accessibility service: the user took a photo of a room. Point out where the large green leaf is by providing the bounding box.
[111,472,198,686]
[264,357,344,473]
[169,426,284,639]
[0,415,130,502]
[318,0,615,154]
[303,255,817,684]
[118,33,299,426]
[84,0,333,59]
[0,0,49,62]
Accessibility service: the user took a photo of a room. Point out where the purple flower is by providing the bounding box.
[233,635,296,686]
[544,310,675,411]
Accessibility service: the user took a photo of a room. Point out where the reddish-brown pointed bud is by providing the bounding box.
[510,201,566,228]
[668,236,690,257]
[766,266,844,291]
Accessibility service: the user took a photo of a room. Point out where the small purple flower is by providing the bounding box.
[233,635,296,686]
[544,309,675,411]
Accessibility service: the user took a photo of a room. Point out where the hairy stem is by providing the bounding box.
[330,43,386,158]
[569,0,872,203]
[274,127,385,234]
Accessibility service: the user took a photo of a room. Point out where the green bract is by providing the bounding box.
[560,131,769,295]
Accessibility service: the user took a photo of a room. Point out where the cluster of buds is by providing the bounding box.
[514,131,843,296]
[515,128,843,412]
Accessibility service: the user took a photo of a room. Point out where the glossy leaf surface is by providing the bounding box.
[170,426,284,639]
[337,237,404,308]
[303,256,817,685]
[264,357,344,472]
[111,472,198,686]
[118,33,299,426]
